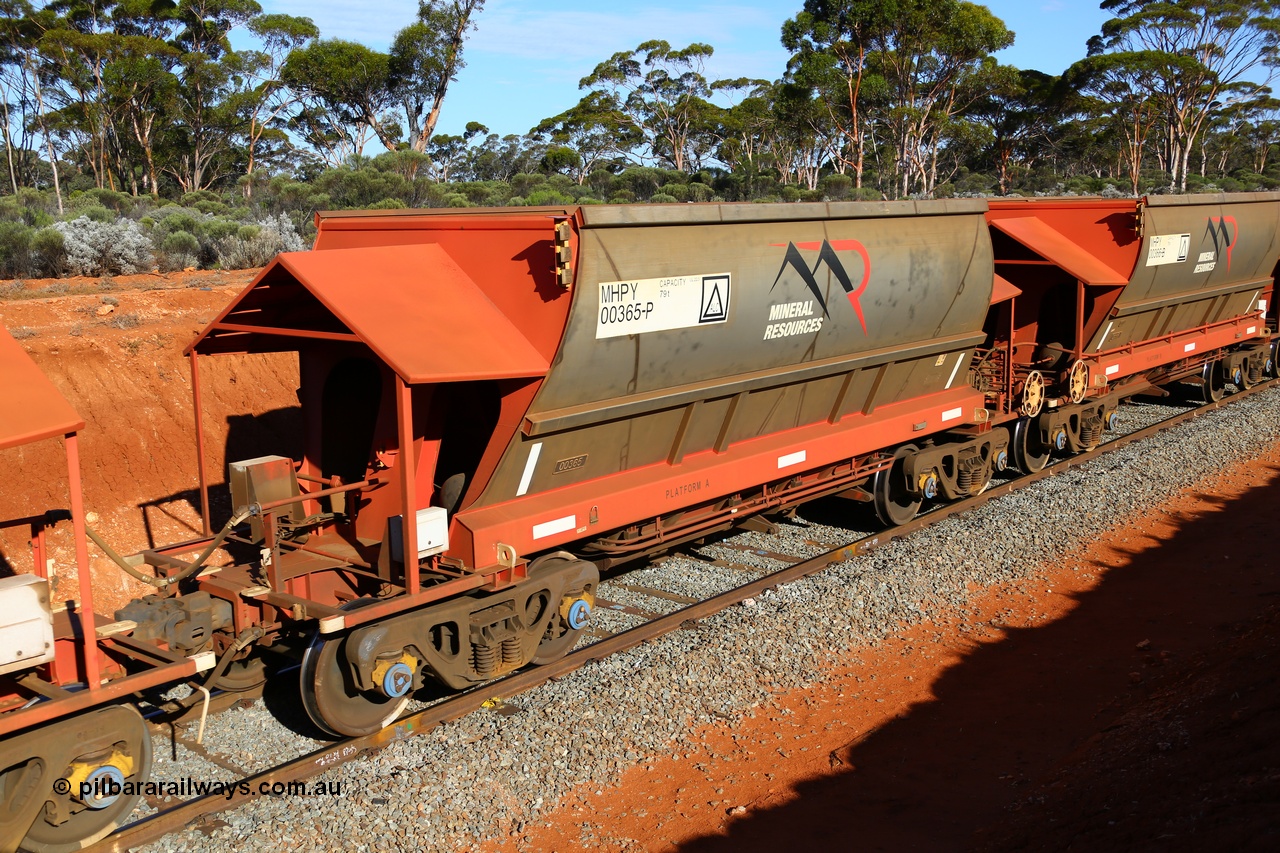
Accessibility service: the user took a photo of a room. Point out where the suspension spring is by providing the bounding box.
[501,636,522,666]
[472,642,498,676]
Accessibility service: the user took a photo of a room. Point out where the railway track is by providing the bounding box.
[89,380,1277,852]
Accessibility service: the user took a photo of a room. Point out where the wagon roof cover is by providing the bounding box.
[989,214,1130,286]
[0,325,84,449]
[188,243,549,383]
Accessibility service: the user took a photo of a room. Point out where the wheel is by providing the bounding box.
[8,705,152,853]
[1020,371,1045,417]
[1011,417,1051,474]
[873,444,923,527]
[529,556,596,666]
[1266,341,1279,378]
[1201,360,1224,403]
[300,599,409,738]
[1238,357,1257,389]
[1066,360,1089,404]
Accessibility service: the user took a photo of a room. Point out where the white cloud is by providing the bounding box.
[470,1,781,64]
[261,0,419,48]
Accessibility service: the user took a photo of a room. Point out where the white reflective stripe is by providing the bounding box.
[1096,322,1113,351]
[1184,342,1196,352]
[777,450,807,469]
[1105,364,1120,376]
[318,614,346,634]
[941,407,963,423]
[1248,326,1257,335]
[516,442,543,497]
[533,515,576,540]
[1259,299,1268,312]
[945,352,965,389]
[1249,290,1260,311]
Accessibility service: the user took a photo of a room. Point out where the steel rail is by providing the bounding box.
[89,378,1279,852]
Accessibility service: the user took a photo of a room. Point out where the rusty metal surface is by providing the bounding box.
[1128,195,1280,305]
[187,245,549,383]
[1087,195,1280,354]
[543,205,992,408]
[0,325,85,450]
[577,198,987,227]
[472,205,994,524]
[89,377,1278,853]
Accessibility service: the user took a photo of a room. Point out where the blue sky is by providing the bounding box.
[260,0,1112,138]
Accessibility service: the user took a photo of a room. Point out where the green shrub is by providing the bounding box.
[649,193,679,204]
[687,182,714,202]
[200,218,240,242]
[366,197,408,209]
[819,174,853,201]
[509,173,544,195]
[0,221,33,278]
[157,230,199,271]
[30,228,66,277]
[192,199,229,215]
[77,188,134,214]
[160,211,200,235]
[180,190,222,207]
[663,184,690,202]
[70,204,114,223]
[524,189,573,206]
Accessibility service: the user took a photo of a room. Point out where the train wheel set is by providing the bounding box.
[2,192,1279,851]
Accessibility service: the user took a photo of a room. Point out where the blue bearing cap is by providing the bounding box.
[83,765,125,809]
[567,598,592,630]
[382,661,414,698]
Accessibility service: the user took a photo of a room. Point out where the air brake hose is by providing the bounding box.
[86,507,251,591]
[200,625,267,690]
[160,626,269,714]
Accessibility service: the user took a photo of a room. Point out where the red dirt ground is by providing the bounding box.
[494,444,1280,853]
[0,269,300,611]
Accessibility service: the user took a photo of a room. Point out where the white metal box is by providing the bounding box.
[0,575,55,675]
[389,507,450,562]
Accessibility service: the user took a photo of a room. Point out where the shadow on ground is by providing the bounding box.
[679,464,1280,853]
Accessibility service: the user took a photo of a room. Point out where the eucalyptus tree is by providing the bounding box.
[579,40,717,172]
[530,91,639,183]
[390,0,484,154]
[282,39,397,154]
[1090,0,1280,192]
[226,12,318,197]
[1065,46,1168,194]
[0,0,44,194]
[783,0,1012,198]
[162,0,262,192]
[967,65,1060,194]
[782,0,890,189]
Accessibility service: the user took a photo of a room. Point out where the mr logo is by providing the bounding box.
[769,240,872,334]
[1205,216,1237,272]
